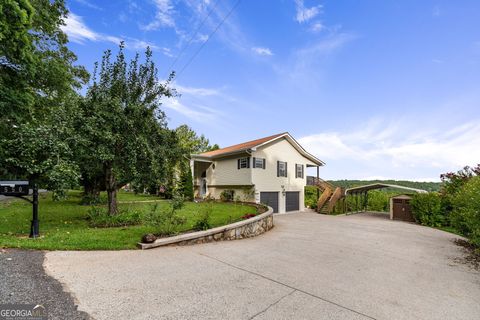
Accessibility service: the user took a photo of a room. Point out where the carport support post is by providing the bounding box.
[355,192,358,212]
[316,166,320,200]
[364,191,368,212]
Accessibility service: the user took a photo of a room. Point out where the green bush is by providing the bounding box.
[451,176,480,247]
[304,186,318,209]
[220,189,235,202]
[410,193,443,227]
[193,202,213,231]
[87,206,142,227]
[143,196,186,236]
[367,190,390,212]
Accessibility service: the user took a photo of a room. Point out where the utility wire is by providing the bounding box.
[165,0,222,78]
[175,0,242,80]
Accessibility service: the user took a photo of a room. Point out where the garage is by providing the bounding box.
[390,195,415,222]
[285,191,300,212]
[260,192,279,213]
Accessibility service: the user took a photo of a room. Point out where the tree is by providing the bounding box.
[173,125,217,199]
[180,165,194,201]
[451,176,480,247]
[0,0,88,195]
[82,43,174,215]
[175,125,216,154]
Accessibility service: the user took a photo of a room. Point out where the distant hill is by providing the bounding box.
[327,179,442,192]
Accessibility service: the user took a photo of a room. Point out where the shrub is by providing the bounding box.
[193,202,213,231]
[410,193,443,227]
[143,196,186,236]
[87,206,142,227]
[220,189,235,201]
[451,176,480,247]
[304,186,318,209]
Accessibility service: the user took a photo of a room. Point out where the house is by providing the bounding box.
[190,132,325,213]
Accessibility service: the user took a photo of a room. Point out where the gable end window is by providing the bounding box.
[237,157,250,169]
[295,164,304,178]
[277,161,287,177]
[253,157,266,169]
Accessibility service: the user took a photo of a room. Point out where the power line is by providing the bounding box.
[175,0,242,80]
[165,0,222,78]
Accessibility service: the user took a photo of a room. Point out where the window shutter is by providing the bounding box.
[277,161,280,177]
[295,164,298,178]
[285,162,288,177]
[263,158,266,170]
[238,159,240,169]
[253,157,256,168]
[247,157,250,168]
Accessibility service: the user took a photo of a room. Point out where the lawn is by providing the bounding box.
[0,190,258,250]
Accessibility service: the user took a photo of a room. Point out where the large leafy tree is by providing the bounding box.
[0,0,88,195]
[81,44,175,214]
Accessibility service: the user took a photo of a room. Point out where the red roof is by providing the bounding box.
[198,132,287,158]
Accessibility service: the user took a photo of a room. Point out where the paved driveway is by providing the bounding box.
[44,212,480,320]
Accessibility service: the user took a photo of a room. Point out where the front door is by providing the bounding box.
[200,178,207,197]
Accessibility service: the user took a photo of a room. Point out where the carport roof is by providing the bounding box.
[345,183,428,195]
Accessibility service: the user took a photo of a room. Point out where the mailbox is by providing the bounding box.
[0,181,30,196]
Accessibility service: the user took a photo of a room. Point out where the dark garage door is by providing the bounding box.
[286,191,300,212]
[260,192,279,213]
[392,198,414,222]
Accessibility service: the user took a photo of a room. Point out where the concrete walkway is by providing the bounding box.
[44,212,480,320]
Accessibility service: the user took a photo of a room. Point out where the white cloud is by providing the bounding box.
[162,98,220,122]
[251,47,273,56]
[62,13,99,43]
[73,0,102,10]
[173,84,221,96]
[299,119,480,180]
[295,0,322,23]
[61,13,171,56]
[142,0,176,31]
[284,33,357,81]
[310,22,324,32]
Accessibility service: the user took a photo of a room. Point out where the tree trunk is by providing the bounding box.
[104,163,119,215]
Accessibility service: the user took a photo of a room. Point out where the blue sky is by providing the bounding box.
[63,0,480,181]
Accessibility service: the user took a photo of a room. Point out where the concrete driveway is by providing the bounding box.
[44,212,480,320]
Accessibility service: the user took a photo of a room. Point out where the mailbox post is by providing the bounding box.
[30,184,39,238]
[0,181,39,238]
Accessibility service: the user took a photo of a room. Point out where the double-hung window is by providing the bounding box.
[277,161,287,177]
[237,157,250,169]
[295,164,304,178]
[253,157,266,169]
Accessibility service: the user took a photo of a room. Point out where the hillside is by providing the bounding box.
[328,179,442,192]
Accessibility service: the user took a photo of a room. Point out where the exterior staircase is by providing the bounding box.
[310,177,345,214]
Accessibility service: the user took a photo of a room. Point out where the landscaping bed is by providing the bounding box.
[0,191,260,250]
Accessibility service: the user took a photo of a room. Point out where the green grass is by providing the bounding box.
[0,191,257,250]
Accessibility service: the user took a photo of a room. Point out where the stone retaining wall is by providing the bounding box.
[138,207,274,250]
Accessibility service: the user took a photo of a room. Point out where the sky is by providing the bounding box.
[62,0,480,181]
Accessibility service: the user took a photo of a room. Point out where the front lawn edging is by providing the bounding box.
[138,206,274,249]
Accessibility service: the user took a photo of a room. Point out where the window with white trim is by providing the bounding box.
[277,161,287,177]
[295,164,304,178]
[237,157,250,169]
[253,157,265,169]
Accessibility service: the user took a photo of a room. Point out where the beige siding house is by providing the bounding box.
[190,133,324,213]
